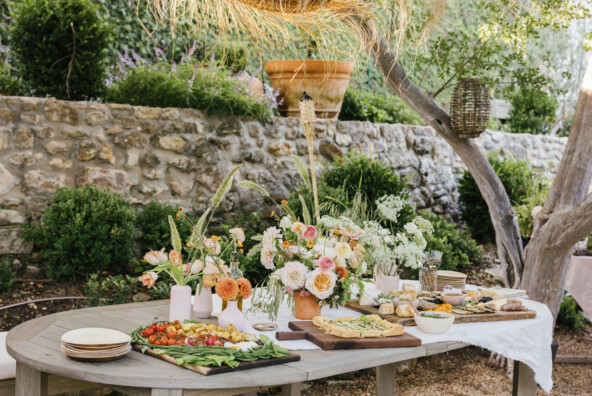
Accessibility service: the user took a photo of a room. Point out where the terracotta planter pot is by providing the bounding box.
[265,59,354,119]
[294,291,321,320]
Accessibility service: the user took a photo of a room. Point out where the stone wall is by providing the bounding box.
[0,96,567,262]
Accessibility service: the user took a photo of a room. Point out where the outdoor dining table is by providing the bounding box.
[6,295,545,396]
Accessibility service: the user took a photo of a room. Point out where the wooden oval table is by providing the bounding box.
[6,300,537,396]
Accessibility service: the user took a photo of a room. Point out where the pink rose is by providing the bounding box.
[302,225,317,240]
[299,290,312,297]
[285,286,294,295]
[316,256,335,271]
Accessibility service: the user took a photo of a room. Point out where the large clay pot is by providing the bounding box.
[294,291,321,320]
[265,59,354,119]
[169,285,192,323]
[193,286,213,319]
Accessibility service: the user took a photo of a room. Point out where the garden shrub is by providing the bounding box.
[107,53,277,122]
[513,179,549,238]
[508,88,558,135]
[10,0,110,100]
[420,211,483,271]
[557,294,588,331]
[0,63,22,96]
[23,187,137,282]
[339,89,423,125]
[136,200,195,254]
[458,152,542,244]
[0,261,16,293]
[85,273,170,306]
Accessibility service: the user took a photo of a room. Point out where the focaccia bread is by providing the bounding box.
[378,303,394,314]
[395,304,414,318]
[312,315,405,338]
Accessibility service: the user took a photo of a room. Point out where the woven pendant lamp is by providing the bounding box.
[450,78,490,138]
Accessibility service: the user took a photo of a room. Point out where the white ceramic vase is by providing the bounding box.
[193,286,213,319]
[376,273,400,294]
[217,300,246,331]
[169,285,192,323]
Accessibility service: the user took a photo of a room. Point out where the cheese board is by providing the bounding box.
[346,299,536,326]
[131,344,300,375]
[275,321,422,350]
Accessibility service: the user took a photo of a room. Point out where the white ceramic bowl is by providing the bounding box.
[413,312,454,334]
[393,298,419,309]
[441,293,466,306]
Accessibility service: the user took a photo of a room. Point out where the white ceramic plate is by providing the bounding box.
[437,270,467,278]
[61,328,131,346]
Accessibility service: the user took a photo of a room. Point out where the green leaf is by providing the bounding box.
[168,215,182,253]
[299,195,311,225]
[238,180,270,197]
[211,165,242,208]
[292,155,311,190]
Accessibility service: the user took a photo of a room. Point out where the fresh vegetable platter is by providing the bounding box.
[131,320,300,375]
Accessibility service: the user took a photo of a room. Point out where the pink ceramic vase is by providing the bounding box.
[217,300,246,331]
[169,285,192,323]
[377,273,400,294]
[193,286,213,319]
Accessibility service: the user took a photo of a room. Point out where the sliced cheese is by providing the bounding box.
[359,292,374,306]
[478,298,507,311]
[378,303,394,315]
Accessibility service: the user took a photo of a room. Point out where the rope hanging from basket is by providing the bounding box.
[299,92,320,221]
[450,78,491,139]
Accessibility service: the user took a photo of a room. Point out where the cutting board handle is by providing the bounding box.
[276,331,308,341]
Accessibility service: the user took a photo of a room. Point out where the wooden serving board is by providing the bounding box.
[346,300,537,326]
[275,321,422,350]
[131,344,300,375]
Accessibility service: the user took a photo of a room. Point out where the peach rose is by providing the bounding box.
[305,268,336,300]
[169,250,182,266]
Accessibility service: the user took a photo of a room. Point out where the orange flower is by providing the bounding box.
[307,239,314,248]
[169,250,182,266]
[333,228,341,236]
[282,240,291,248]
[335,266,348,279]
[179,207,183,212]
[349,240,358,248]
[215,278,239,301]
[282,200,288,206]
[211,235,221,242]
[237,278,252,299]
[270,210,276,218]
[202,274,218,288]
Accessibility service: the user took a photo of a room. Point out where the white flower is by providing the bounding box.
[404,222,419,235]
[286,245,312,259]
[413,216,433,234]
[290,222,305,235]
[279,216,293,229]
[305,268,337,300]
[277,261,308,290]
[229,228,245,242]
[189,260,204,274]
[335,242,352,259]
[376,195,407,222]
[203,237,221,255]
[261,248,276,270]
[360,261,368,274]
[143,248,167,265]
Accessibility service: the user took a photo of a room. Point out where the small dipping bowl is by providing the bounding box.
[393,298,419,309]
[414,312,454,334]
[441,292,465,306]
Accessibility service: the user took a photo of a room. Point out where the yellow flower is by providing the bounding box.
[237,240,243,248]
[211,235,221,242]
[270,210,276,218]
[307,240,314,248]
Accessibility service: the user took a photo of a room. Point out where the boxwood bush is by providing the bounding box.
[136,200,194,254]
[9,0,110,100]
[23,187,136,282]
[508,88,558,135]
[339,89,422,125]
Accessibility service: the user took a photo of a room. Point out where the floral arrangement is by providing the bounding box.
[216,277,253,301]
[139,165,247,291]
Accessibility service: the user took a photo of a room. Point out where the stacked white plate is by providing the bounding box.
[437,270,467,291]
[61,328,132,362]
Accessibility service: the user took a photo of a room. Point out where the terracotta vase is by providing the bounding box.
[376,273,400,294]
[218,300,246,331]
[265,59,354,119]
[169,285,192,323]
[193,286,213,319]
[294,291,321,320]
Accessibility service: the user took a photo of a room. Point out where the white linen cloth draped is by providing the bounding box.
[195,280,554,392]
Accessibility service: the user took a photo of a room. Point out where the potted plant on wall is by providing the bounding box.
[265,29,354,119]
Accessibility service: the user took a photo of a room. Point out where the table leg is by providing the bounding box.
[376,362,397,396]
[281,382,302,396]
[15,362,48,396]
[151,389,183,396]
[512,361,537,396]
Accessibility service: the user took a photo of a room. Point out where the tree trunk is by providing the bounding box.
[340,12,525,288]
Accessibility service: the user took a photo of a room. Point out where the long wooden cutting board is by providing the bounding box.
[275,321,422,350]
[346,300,536,326]
[131,344,300,375]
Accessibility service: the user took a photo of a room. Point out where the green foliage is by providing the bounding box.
[85,273,170,306]
[557,294,588,331]
[136,201,194,254]
[0,261,16,293]
[513,180,549,238]
[587,235,592,251]
[9,0,110,100]
[0,63,22,96]
[459,152,541,243]
[339,89,422,125]
[420,211,483,271]
[508,88,558,135]
[107,56,275,122]
[23,187,137,282]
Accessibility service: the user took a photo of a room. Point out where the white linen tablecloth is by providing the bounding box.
[197,280,554,392]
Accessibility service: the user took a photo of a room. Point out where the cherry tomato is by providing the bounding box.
[156,324,167,333]
[205,337,216,346]
[144,328,155,336]
[167,339,176,346]
[174,322,182,330]
[148,335,157,344]
[160,336,168,344]
[140,331,146,338]
[176,340,185,345]
[167,329,176,338]
[154,339,162,345]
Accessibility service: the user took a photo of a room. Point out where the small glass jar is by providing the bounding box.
[419,267,438,292]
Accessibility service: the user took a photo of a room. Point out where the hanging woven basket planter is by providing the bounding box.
[450,78,490,139]
[237,0,333,13]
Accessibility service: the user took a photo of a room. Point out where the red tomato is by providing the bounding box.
[160,336,168,344]
[167,339,176,346]
[174,322,182,330]
[140,331,146,338]
[205,337,216,346]
[156,324,167,333]
[176,340,184,345]
[148,335,157,344]
[144,328,155,336]
[154,339,162,345]
[167,329,176,338]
